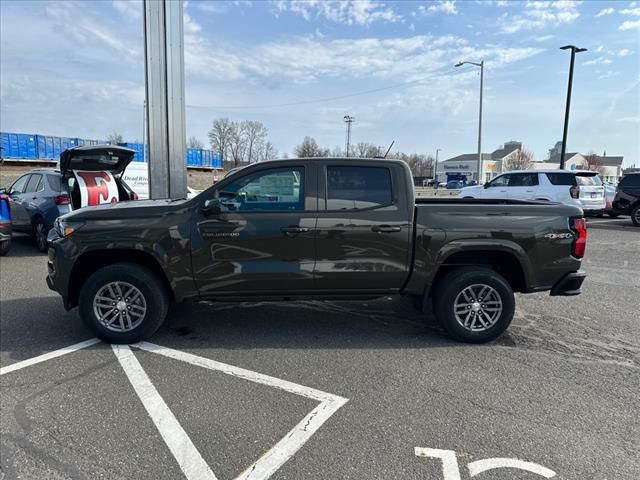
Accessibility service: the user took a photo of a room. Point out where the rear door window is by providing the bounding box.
[25,174,43,193]
[46,174,62,192]
[326,166,393,210]
[508,173,539,186]
[545,172,576,186]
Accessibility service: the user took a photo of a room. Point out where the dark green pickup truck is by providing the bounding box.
[47,147,587,344]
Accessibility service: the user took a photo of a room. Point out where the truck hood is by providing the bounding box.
[62,198,189,221]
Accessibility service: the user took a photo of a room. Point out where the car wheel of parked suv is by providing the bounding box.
[79,263,169,344]
[433,267,515,343]
[0,239,10,256]
[33,218,48,253]
[632,205,640,227]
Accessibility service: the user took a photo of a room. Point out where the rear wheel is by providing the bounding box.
[433,267,515,343]
[33,218,48,253]
[0,239,10,256]
[79,263,169,344]
[632,205,640,227]
[607,211,620,218]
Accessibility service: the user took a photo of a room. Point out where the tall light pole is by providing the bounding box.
[559,45,587,170]
[455,60,484,183]
[344,115,355,157]
[434,148,442,186]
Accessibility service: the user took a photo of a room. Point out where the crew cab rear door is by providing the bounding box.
[314,161,412,292]
[59,145,135,209]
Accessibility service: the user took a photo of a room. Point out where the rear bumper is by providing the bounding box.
[550,270,586,296]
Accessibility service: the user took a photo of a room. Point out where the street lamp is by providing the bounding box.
[455,60,484,183]
[559,45,587,170]
[434,148,442,187]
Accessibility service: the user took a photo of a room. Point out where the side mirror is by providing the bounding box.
[484,183,490,189]
[201,198,221,216]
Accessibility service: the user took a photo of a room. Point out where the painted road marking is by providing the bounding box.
[0,338,100,376]
[416,447,556,479]
[135,342,349,480]
[415,448,461,480]
[2,339,348,480]
[468,458,556,478]
[113,344,219,480]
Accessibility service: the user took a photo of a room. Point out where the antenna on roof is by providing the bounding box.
[381,140,395,159]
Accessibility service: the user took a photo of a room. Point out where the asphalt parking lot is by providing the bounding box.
[1,217,638,480]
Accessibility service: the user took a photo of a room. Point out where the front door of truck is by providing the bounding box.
[6,174,31,229]
[314,163,412,292]
[191,164,317,296]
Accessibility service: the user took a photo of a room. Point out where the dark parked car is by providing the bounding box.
[0,194,11,256]
[47,154,587,345]
[1,169,71,252]
[446,179,465,189]
[612,172,640,226]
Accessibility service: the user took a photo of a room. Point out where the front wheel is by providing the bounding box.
[433,267,515,343]
[632,205,640,227]
[79,263,169,344]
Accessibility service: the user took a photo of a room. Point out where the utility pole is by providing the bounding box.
[455,60,484,183]
[344,115,355,157]
[559,45,587,170]
[434,148,441,186]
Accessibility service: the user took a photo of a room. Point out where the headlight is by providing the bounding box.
[55,218,85,237]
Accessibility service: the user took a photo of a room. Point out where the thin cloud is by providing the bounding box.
[595,7,615,18]
[619,19,640,30]
[271,0,401,25]
[499,0,582,33]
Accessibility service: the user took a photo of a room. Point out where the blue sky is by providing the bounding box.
[1,0,638,164]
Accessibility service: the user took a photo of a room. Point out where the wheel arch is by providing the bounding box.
[68,249,175,308]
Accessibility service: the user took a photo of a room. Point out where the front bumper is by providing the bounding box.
[550,270,586,296]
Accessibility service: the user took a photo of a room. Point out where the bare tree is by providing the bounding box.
[256,140,278,162]
[294,136,329,158]
[582,152,605,174]
[108,132,123,145]
[355,142,380,158]
[227,121,247,166]
[208,118,234,164]
[503,147,534,171]
[187,136,204,149]
[241,120,267,164]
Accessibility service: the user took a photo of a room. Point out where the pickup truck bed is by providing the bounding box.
[47,155,586,344]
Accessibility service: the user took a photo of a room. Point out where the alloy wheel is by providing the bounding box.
[93,281,147,332]
[453,283,503,332]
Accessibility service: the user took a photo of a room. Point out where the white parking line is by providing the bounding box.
[0,338,100,376]
[112,344,219,480]
[468,458,556,478]
[135,342,349,480]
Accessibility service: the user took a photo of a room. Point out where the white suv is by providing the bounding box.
[459,169,605,214]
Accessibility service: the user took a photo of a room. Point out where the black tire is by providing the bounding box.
[631,205,640,227]
[79,263,169,344]
[33,217,48,253]
[432,267,515,343]
[0,239,10,256]
[595,210,604,218]
[607,211,620,218]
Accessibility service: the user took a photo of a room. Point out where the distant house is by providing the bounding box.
[542,152,624,182]
[436,141,522,184]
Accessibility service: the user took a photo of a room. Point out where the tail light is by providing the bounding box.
[570,217,587,258]
[569,185,580,199]
[131,192,139,201]
[54,194,70,205]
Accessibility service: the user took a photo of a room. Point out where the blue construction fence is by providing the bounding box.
[1,132,221,168]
